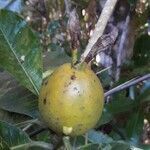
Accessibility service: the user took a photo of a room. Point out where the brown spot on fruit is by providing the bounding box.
[80,106,85,110]
[43,98,47,104]
[44,80,48,85]
[64,81,72,88]
[71,74,76,80]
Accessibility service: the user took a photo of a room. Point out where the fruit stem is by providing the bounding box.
[71,48,78,67]
[63,136,72,150]
[85,133,88,145]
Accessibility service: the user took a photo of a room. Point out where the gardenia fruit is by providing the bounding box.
[39,63,104,136]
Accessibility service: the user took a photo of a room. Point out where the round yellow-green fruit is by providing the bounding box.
[39,63,104,136]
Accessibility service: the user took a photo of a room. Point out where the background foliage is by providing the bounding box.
[0,0,149,149]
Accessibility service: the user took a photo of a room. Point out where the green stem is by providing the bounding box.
[71,48,78,67]
[63,136,72,150]
[85,133,88,145]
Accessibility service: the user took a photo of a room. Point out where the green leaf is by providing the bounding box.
[0,136,10,150]
[127,0,137,5]
[139,89,150,103]
[0,85,39,118]
[87,130,113,144]
[77,143,100,150]
[97,107,113,127]
[140,144,150,150]
[126,111,144,145]
[71,136,86,148]
[0,121,31,148]
[35,131,50,143]
[111,141,131,150]
[0,9,42,95]
[133,34,150,67]
[43,48,71,71]
[111,141,143,150]
[11,141,53,150]
[0,108,31,126]
[106,97,136,115]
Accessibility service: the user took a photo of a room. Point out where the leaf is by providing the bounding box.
[125,111,144,145]
[0,136,10,150]
[127,0,137,5]
[71,136,86,148]
[35,131,50,143]
[11,141,53,150]
[111,141,142,150]
[0,71,39,119]
[77,143,100,150]
[133,34,150,67]
[110,141,131,150]
[106,97,136,115]
[0,9,43,95]
[96,107,113,127]
[43,48,71,71]
[0,121,53,150]
[140,144,150,150]
[87,130,113,144]
[0,121,31,148]
[0,85,39,118]
[139,89,150,103]
[0,108,30,126]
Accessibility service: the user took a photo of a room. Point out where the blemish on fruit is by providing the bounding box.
[43,98,47,104]
[63,89,67,93]
[42,80,48,86]
[71,74,76,80]
[64,81,71,88]
[44,80,48,85]
[80,106,85,110]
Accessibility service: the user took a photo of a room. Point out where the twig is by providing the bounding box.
[38,0,49,19]
[22,123,33,132]
[64,0,72,16]
[96,66,111,75]
[80,0,118,62]
[115,14,130,81]
[104,74,150,97]
[29,127,48,137]
[63,136,72,150]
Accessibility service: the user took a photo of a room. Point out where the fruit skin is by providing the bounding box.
[39,63,104,136]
